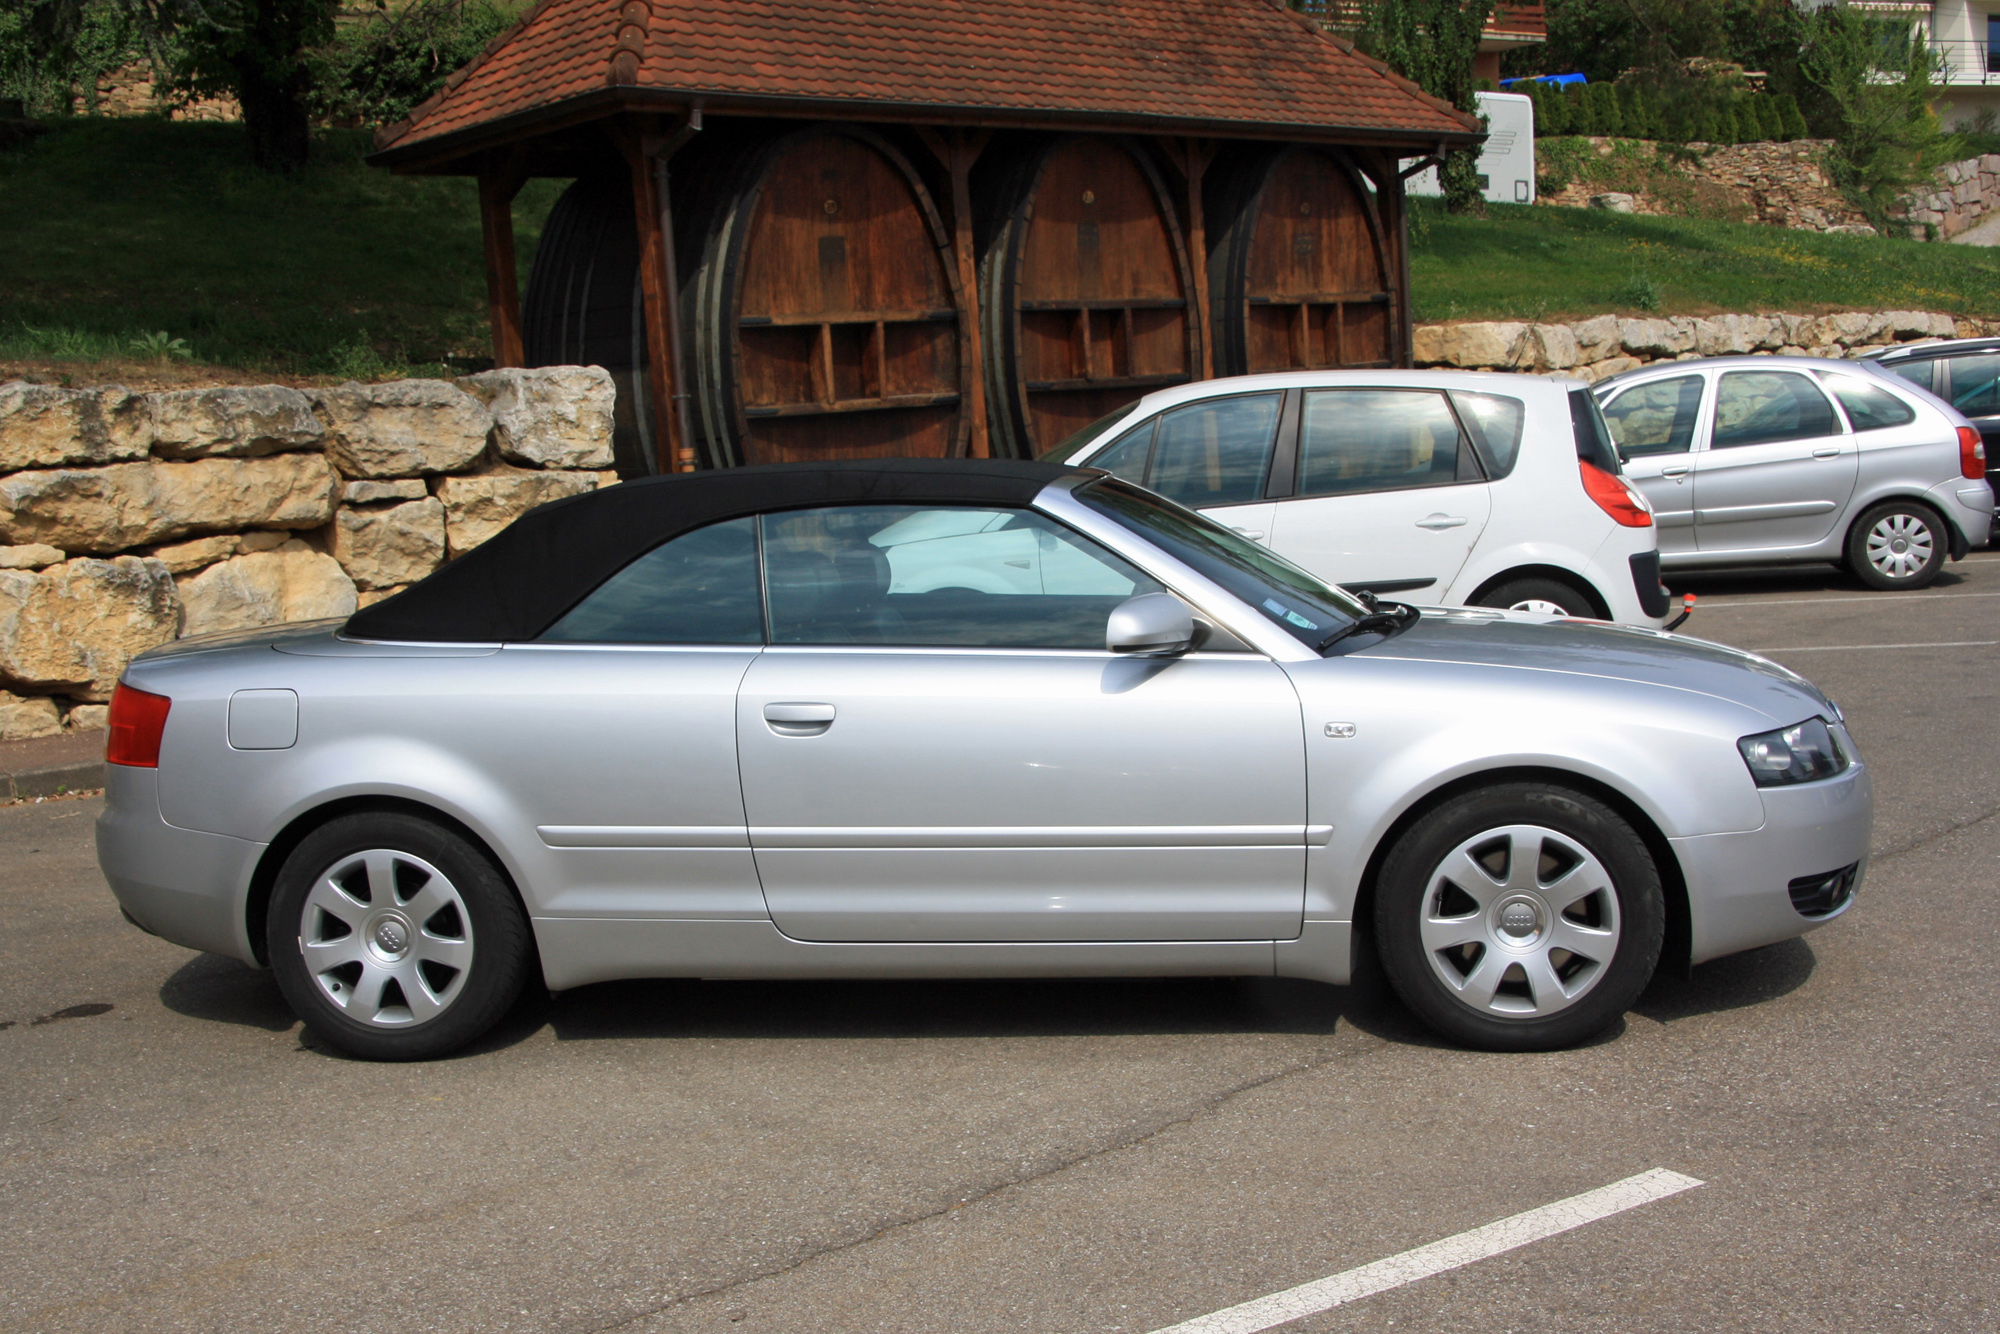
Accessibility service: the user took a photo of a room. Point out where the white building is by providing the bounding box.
[1858,0,2000,127]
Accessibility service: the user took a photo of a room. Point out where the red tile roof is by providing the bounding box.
[374,0,1480,164]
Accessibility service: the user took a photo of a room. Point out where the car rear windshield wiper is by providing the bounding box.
[1317,601,1419,653]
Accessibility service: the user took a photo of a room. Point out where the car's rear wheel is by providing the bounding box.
[1846,500,1946,590]
[268,811,530,1061]
[1374,783,1663,1051]
[1473,577,1598,618]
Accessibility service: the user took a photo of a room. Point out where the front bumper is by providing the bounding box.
[1669,759,1872,966]
[96,764,266,964]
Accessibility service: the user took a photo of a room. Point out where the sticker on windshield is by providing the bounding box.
[1263,598,1320,631]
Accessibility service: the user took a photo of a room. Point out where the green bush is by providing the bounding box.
[1592,82,1625,136]
[1775,93,1809,140]
[310,0,516,127]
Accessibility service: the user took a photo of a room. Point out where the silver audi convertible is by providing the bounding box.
[99,460,1871,1060]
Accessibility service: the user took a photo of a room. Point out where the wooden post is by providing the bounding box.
[477,157,528,369]
[918,127,992,458]
[616,114,699,473]
[1179,139,1215,382]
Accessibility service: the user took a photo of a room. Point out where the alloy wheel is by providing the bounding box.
[1417,823,1622,1019]
[298,849,474,1027]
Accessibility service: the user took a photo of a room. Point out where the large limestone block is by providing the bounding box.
[0,556,180,699]
[316,380,491,479]
[0,383,151,471]
[329,497,445,590]
[1571,315,1621,363]
[1617,318,1693,357]
[436,469,603,556]
[1692,315,1761,356]
[1412,321,1529,368]
[0,455,339,553]
[0,690,62,740]
[149,385,324,459]
[0,544,64,570]
[342,478,427,504]
[1526,324,1579,371]
[177,541,358,637]
[459,367,617,470]
[1581,355,1645,383]
[144,534,238,574]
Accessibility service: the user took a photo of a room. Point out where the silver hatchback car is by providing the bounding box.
[99,460,1871,1059]
[1594,356,1993,588]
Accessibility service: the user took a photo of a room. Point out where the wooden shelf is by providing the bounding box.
[740,309,956,328]
[1024,372,1190,394]
[1246,291,1391,306]
[744,391,962,418]
[1017,297,1188,313]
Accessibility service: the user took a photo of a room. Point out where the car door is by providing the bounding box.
[1941,353,2000,496]
[734,501,1309,944]
[1264,387,1492,597]
[1598,372,1704,556]
[1085,390,1284,546]
[1695,368,1858,553]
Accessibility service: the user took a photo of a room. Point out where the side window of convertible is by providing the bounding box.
[762,505,1164,649]
[539,517,764,643]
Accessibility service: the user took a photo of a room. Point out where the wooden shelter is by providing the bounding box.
[371,0,1480,475]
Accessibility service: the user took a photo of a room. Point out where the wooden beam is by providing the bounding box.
[1178,138,1216,382]
[917,126,992,459]
[613,113,700,473]
[477,155,529,369]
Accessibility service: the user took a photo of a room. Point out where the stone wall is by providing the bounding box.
[1895,155,2000,241]
[1538,139,1875,234]
[0,368,618,740]
[1412,308,1977,379]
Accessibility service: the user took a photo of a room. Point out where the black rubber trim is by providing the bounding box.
[1628,550,1670,618]
[1788,862,1858,918]
[1345,577,1436,595]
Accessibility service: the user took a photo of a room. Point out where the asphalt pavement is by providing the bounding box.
[1,555,1996,1334]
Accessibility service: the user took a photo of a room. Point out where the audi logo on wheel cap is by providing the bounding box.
[374,920,407,953]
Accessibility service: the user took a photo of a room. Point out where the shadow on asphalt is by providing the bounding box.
[155,935,1815,1057]
[1668,563,1973,600]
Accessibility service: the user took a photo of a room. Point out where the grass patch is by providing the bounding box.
[0,117,562,381]
[1409,197,2000,324]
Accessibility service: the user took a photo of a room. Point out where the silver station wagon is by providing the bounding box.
[1594,356,1993,589]
[99,460,1871,1059]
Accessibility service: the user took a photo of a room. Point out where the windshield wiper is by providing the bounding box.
[1316,601,1418,653]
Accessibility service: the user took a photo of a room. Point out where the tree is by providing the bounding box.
[1353,0,1497,213]
[1800,1,1960,222]
[10,0,337,169]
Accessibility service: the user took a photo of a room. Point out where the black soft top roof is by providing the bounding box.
[344,458,1089,643]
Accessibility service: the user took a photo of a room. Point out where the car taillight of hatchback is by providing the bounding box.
[1959,425,1987,480]
[1579,461,1654,527]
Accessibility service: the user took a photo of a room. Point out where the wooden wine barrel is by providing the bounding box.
[521,171,657,476]
[979,136,1200,460]
[1205,146,1398,377]
[687,125,970,468]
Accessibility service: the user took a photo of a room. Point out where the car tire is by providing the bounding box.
[1846,500,1947,590]
[1473,577,1599,618]
[1373,783,1664,1052]
[267,811,530,1061]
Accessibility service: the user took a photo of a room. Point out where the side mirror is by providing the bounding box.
[1106,592,1196,656]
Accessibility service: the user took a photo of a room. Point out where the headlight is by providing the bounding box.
[1738,718,1846,786]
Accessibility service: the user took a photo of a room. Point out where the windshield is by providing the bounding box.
[1076,477,1367,648]
[1040,406,1141,462]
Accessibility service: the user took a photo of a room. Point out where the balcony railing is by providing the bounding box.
[1931,38,2000,84]
[1294,2,1547,39]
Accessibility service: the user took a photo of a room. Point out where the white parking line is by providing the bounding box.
[1696,592,2000,609]
[1759,640,2000,652]
[1146,1168,1704,1334]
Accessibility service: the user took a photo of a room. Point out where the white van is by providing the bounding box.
[1407,90,1536,206]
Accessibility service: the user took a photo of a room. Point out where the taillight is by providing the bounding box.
[1580,461,1653,527]
[106,683,171,768]
[1959,425,1986,480]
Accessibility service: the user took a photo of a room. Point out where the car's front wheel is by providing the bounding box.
[1846,500,1947,590]
[267,811,530,1060]
[1374,783,1664,1051]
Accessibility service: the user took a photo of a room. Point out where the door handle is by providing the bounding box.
[1230,527,1267,540]
[1812,447,1841,459]
[1659,464,1690,479]
[763,702,836,736]
[1415,514,1468,530]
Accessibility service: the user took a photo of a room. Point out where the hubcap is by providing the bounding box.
[1418,824,1622,1019]
[1865,513,1934,580]
[298,849,473,1027]
[1509,598,1570,616]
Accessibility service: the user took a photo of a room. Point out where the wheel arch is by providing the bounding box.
[243,795,539,971]
[1842,491,1961,558]
[1466,565,1612,620]
[1350,764,1692,980]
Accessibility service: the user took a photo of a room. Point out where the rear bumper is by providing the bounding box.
[1930,477,1994,551]
[95,764,265,964]
[1671,759,1872,966]
[1628,550,1670,619]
